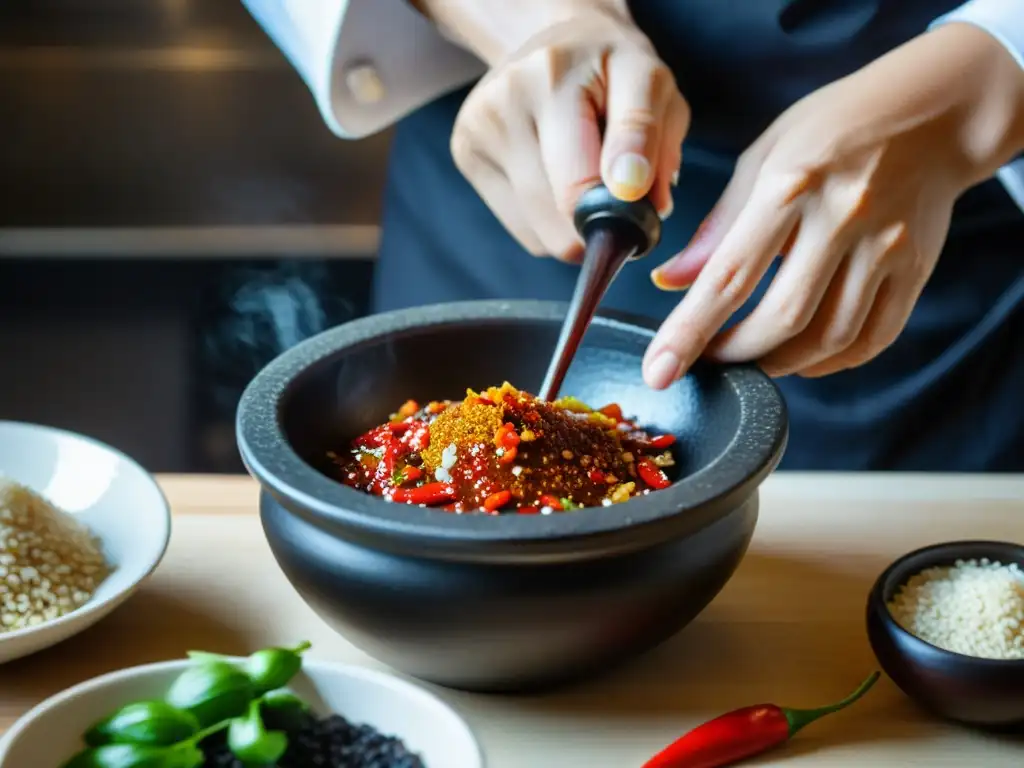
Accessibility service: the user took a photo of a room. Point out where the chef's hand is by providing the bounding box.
[644,22,1024,387]
[432,0,687,261]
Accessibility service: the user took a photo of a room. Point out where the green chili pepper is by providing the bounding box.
[62,743,205,768]
[260,688,311,731]
[164,660,255,728]
[84,701,201,747]
[184,650,228,664]
[244,641,311,694]
[228,699,288,765]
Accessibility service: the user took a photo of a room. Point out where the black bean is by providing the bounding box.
[200,712,426,768]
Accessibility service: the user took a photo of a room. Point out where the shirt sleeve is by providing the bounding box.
[930,0,1024,211]
[242,0,486,139]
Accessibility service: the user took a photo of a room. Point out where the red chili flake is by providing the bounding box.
[475,396,496,406]
[588,468,606,484]
[538,494,563,511]
[649,434,676,450]
[637,457,671,490]
[599,403,624,422]
[483,490,512,513]
[499,446,518,464]
[517,506,540,515]
[391,482,456,505]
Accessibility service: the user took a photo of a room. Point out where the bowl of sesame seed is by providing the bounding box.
[0,421,171,664]
[237,300,788,693]
[866,540,1024,729]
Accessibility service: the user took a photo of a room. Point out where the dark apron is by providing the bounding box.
[374,0,1024,471]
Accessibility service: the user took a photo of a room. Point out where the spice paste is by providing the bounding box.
[331,382,676,514]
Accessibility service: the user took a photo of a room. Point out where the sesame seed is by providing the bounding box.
[0,479,110,633]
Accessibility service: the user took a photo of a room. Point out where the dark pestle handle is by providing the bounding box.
[537,185,663,401]
[572,183,663,261]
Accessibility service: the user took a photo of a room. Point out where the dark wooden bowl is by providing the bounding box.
[866,540,1024,730]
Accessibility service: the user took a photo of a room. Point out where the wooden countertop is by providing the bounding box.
[1,473,1022,766]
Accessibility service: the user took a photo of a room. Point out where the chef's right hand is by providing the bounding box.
[449,5,689,262]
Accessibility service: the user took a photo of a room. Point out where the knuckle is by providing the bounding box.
[772,293,814,337]
[821,322,859,352]
[828,180,871,233]
[866,221,909,270]
[705,262,758,307]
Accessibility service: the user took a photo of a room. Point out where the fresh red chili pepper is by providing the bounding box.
[483,490,512,513]
[637,457,671,490]
[642,672,879,768]
[353,424,391,449]
[390,482,456,505]
[599,403,624,422]
[538,494,563,511]
[649,434,676,450]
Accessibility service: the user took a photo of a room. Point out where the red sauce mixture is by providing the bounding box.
[331,383,677,514]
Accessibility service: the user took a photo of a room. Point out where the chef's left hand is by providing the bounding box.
[643,22,1024,387]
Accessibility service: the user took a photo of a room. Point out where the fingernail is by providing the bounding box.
[645,349,682,389]
[650,267,690,291]
[609,153,651,199]
[658,196,674,221]
[671,168,680,187]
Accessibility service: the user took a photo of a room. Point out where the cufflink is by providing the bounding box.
[344,63,386,105]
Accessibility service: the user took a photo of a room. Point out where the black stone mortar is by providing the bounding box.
[237,300,788,693]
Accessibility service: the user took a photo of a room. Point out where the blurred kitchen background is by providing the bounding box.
[0,0,389,472]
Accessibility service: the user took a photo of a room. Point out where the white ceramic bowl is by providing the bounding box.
[0,421,171,664]
[0,658,485,767]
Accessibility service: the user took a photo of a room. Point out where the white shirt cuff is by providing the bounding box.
[243,0,485,139]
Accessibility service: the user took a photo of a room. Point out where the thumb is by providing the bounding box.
[600,50,670,202]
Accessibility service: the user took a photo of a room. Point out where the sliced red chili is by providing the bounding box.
[538,494,563,511]
[637,457,671,490]
[649,434,676,450]
[391,482,456,505]
[499,445,518,464]
[397,399,420,419]
[497,422,521,449]
[393,465,422,486]
[388,421,412,434]
[588,468,606,484]
[483,490,512,513]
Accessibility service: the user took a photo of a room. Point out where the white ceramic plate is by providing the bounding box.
[0,658,485,767]
[0,421,171,664]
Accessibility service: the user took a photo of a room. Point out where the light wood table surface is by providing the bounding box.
[1,473,1022,766]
